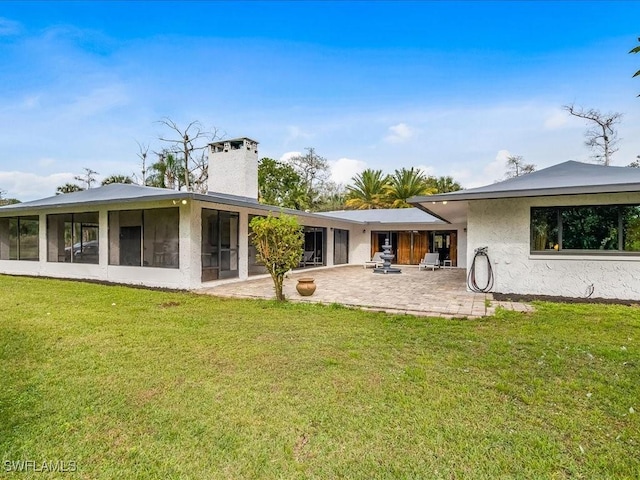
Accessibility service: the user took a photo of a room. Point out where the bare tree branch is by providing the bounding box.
[74,167,99,189]
[135,140,149,185]
[563,104,622,166]
[155,118,220,191]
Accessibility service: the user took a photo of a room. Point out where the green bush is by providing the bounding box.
[250,213,304,301]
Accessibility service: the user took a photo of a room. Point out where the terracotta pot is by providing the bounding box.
[296,277,316,296]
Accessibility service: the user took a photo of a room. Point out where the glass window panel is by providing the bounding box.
[531,208,559,251]
[622,205,640,252]
[18,217,39,261]
[221,250,230,270]
[220,212,231,249]
[0,218,9,260]
[562,206,618,250]
[47,213,72,262]
[0,216,39,261]
[8,218,18,260]
[143,208,179,268]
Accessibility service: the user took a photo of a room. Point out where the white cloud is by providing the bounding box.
[21,95,41,110]
[384,122,414,144]
[544,109,569,130]
[481,150,510,185]
[284,126,312,145]
[0,17,21,36]
[414,164,436,177]
[37,157,56,168]
[63,85,129,119]
[0,171,76,201]
[280,151,301,163]
[329,157,367,184]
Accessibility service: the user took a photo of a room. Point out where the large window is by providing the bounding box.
[0,216,39,261]
[299,226,326,268]
[47,213,99,264]
[333,228,349,265]
[201,209,239,281]
[531,205,640,253]
[108,208,179,268]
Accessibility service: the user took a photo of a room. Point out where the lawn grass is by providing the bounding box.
[1,274,639,479]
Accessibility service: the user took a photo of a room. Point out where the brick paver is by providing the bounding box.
[200,265,533,318]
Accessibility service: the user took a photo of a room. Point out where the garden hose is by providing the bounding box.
[467,246,494,293]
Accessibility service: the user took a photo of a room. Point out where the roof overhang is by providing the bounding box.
[409,183,640,224]
[412,200,469,224]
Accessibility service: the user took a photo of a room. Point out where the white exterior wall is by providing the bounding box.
[0,200,196,290]
[208,139,259,199]
[467,192,640,300]
[0,197,458,290]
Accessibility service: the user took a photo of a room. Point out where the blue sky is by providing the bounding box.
[1,1,639,201]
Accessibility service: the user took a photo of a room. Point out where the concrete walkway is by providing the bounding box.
[200,265,533,318]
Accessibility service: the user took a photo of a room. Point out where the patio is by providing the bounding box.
[201,265,533,318]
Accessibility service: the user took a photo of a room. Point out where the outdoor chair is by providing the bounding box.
[364,251,384,269]
[300,250,321,267]
[418,252,440,271]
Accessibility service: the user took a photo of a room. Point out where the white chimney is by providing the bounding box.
[207,137,259,199]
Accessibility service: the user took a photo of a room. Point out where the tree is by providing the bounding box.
[631,37,640,97]
[345,169,391,209]
[157,118,218,192]
[258,158,306,209]
[427,175,463,193]
[563,104,622,166]
[315,183,347,212]
[146,151,186,190]
[74,167,99,189]
[504,155,536,178]
[0,189,20,206]
[287,147,333,210]
[249,214,304,301]
[101,174,134,186]
[135,141,149,185]
[56,183,84,195]
[385,167,435,208]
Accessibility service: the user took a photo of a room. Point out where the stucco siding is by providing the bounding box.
[468,193,640,300]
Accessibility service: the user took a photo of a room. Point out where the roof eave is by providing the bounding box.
[409,183,640,204]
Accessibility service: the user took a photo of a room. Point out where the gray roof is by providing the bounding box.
[409,161,640,204]
[0,183,357,223]
[407,160,640,224]
[319,208,442,224]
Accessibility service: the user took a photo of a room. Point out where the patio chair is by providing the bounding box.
[364,251,384,269]
[300,250,316,267]
[418,252,440,271]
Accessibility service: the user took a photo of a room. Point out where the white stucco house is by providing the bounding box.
[0,138,465,290]
[409,161,640,301]
[5,137,635,301]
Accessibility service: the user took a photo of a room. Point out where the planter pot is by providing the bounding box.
[296,277,316,296]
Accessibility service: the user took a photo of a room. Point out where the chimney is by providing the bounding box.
[207,137,259,199]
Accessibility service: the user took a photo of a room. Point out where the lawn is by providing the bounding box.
[1,275,638,479]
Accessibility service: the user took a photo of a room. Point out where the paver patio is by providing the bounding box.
[201,265,533,318]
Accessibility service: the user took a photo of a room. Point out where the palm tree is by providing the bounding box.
[146,152,186,190]
[427,175,463,193]
[56,183,84,195]
[101,174,134,186]
[385,167,435,208]
[345,169,391,209]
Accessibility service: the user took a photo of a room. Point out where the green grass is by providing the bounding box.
[1,275,639,479]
